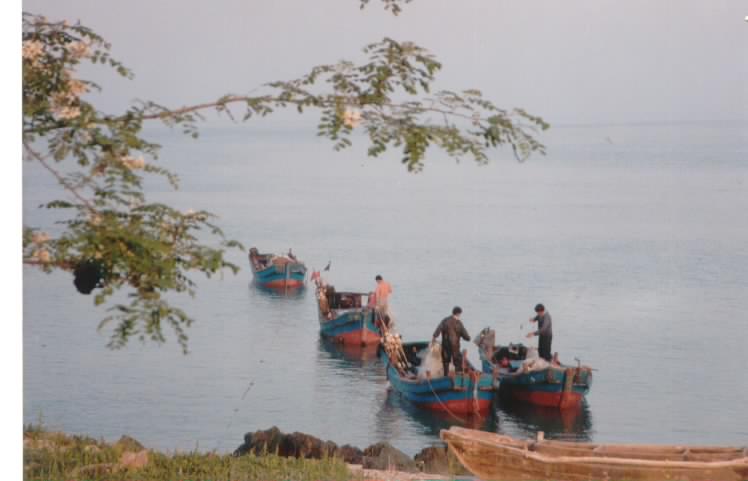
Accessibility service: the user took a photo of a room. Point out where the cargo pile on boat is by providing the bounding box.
[380,329,410,376]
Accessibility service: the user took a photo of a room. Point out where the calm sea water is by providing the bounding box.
[23,121,748,455]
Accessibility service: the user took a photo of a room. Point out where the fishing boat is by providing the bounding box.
[381,340,495,416]
[475,328,592,409]
[248,247,306,289]
[318,338,380,364]
[315,280,381,345]
[441,426,748,481]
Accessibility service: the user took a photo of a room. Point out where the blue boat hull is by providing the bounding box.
[252,263,306,288]
[480,353,592,409]
[319,309,381,345]
[383,342,494,415]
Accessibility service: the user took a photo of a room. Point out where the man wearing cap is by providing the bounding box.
[526,303,553,361]
[432,306,471,376]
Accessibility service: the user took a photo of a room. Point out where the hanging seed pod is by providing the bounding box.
[73,259,106,294]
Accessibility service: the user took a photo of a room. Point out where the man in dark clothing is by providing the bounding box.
[432,306,471,376]
[526,303,553,361]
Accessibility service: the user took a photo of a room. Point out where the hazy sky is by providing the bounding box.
[23,0,748,125]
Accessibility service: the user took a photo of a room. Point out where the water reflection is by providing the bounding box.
[378,385,497,438]
[317,333,592,446]
[317,338,381,366]
[496,399,594,442]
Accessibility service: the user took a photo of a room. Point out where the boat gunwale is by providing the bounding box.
[441,428,748,469]
[385,362,490,390]
[250,251,306,274]
[480,345,592,378]
[385,342,488,386]
[318,306,375,325]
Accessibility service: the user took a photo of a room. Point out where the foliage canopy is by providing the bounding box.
[22,4,547,352]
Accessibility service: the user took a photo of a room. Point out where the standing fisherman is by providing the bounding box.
[526,303,553,361]
[432,306,471,376]
[374,275,393,322]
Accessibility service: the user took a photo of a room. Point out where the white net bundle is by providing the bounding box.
[416,342,447,379]
[520,348,550,373]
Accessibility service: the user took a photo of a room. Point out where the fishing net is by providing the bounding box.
[416,342,445,379]
[521,354,550,373]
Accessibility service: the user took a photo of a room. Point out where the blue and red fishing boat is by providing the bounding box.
[381,340,495,416]
[315,279,381,345]
[248,247,306,289]
[475,328,593,410]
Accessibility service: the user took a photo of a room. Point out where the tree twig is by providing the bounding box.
[23,140,98,214]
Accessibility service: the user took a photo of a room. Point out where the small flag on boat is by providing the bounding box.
[323,261,331,271]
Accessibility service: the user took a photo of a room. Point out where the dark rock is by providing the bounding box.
[234,427,362,462]
[234,428,420,470]
[414,445,470,475]
[281,431,337,459]
[362,442,418,473]
[114,435,144,452]
[234,426,284,456]
[336,444,363,464]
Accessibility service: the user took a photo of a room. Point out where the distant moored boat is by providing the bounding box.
[248,247,307,289]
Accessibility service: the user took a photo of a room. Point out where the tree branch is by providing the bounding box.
[23,140,98,214]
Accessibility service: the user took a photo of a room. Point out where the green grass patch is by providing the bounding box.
[24,426,354,481]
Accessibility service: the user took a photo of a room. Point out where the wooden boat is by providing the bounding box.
[316,281,381,345]
[441,427,748,481]
[318,338,380,363]
[248,247,306,289]
[381,341,495,416]
[476,329,592,409]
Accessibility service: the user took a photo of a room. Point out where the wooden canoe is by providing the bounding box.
[441,427,748,481]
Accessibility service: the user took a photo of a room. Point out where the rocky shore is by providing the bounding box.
[233,426,470,476]
[23,425,472,481]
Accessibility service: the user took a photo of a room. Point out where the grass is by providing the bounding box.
[23,425,354,481]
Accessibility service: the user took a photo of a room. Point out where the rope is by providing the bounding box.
[217,376,257,452]
[424,366,486,424]
[470,371,484,419]
[426,375,468,424]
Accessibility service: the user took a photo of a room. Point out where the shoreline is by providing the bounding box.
[23,425,474,481]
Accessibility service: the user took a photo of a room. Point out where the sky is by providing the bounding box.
[20,0,748,126]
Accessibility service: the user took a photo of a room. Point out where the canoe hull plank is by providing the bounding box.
[441,427,748,481]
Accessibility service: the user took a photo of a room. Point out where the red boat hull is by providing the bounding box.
[421,398,492,415]
[332,328,382,346]
[261,279,305,289]
[505,388,584,409]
